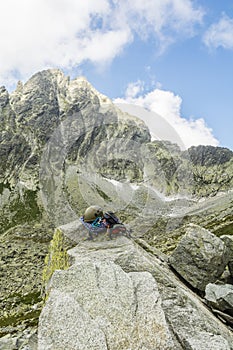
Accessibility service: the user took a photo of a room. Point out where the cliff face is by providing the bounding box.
[0,69,233,344]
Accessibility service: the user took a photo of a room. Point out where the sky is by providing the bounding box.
[0,0,233,150]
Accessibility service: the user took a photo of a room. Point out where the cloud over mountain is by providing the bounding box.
[114,81,219,149]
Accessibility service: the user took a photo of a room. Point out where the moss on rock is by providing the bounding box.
[42,228,69,297]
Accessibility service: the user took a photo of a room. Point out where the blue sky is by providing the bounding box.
[0,0,233,150]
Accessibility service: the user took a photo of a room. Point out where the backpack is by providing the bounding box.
[103,211,121,228]
[91,217,103,227]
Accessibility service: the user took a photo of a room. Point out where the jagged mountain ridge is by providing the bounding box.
[1,69,233,190]
[0,69,233,344]
[0,69,233,232]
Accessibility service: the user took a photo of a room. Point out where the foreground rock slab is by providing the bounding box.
[39,261,172,350]
[169,224,230,291]
[38,236,233,349]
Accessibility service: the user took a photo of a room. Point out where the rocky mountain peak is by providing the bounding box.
[9,69,111,116]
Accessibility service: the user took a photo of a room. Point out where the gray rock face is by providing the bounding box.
[221,235,233,254]
[182,332,231,350]
[185,145,233,197]
[0,329,38,350]
[229,261,233,277]
[39,260,173,350]
[205,283,233,314]
[38,237,233,350]
[188,145,233,166]
[169,224,230,291]
[221,235,233,277]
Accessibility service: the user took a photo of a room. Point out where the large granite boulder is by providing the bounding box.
[38,236,233,349]
[205,283,233,314]
[169,224,230,291]
[38,260,173,350]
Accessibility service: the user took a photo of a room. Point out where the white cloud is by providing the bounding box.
[203,14,233,49]
[114,82,219,149]
[122,0,203,36]
[0,0,204,88]
[125,80,144,98]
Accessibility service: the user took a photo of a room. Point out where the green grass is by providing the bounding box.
[0,189,42,234]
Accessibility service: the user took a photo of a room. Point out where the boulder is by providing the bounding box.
[229,261,233,277]
[205,283,233,315]
[0,328,37,350]
[169,224,230,291]
[38,260,173,350]
[182,332,231,350]
[221,235,233,253]
[221,235,233,277]
[0,334,17,350]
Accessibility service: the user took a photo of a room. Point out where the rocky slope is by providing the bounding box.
[0,69,232,347]
[38,235,233,350]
